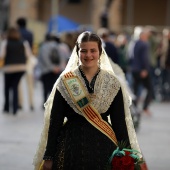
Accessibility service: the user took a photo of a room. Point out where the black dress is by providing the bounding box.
[43,71,130,170]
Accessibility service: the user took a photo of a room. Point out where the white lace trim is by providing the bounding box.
[108,59,142,157]
[57,68,121,114]
[120,84,142,157]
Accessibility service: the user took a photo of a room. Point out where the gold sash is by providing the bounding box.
[63,71,118,146]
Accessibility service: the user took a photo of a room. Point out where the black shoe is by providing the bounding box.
[18,105,22,110]
[12,109,17,115]
[30,106,34,111]
[3,109,10,114]
[13,111,17,115]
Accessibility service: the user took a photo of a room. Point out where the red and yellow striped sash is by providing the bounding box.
[63,71,118,146]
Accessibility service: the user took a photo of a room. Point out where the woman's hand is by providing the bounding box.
[42,160,53,170]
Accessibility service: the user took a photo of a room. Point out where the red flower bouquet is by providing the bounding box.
[107,142,144,170]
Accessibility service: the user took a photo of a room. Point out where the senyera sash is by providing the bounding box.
[63,71,118,146]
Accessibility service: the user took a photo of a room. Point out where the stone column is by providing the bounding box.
[109,0,123,33]
[9,0,38,26]
[91,0,106,32]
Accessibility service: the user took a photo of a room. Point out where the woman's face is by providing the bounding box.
[78,41,100,69]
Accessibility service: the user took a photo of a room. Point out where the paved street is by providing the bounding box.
[0,72,170,170]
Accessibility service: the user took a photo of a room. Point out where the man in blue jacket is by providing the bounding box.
[131,29,152,115]
[16,17,33,48]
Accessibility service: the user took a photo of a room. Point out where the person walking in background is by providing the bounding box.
[0,27,32,115]
[116,33,128,75]
[16,17,33,48]
[37,34,66,105]
[147,27,161,100]
[97,28,119,64]
[126,26,144,89]
[131,29,153,115]
[50,34,71,65]
[161,29,170,101]
[16,17,35,111]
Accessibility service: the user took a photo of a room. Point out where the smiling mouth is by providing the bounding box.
[85,59,93,62]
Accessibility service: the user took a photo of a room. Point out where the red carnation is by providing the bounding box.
[121,156,134,170]
[109,145,142,170]
[121,155,134,166]
[112,156,122,169]
[112,155,135,170]
[124,151,131,156]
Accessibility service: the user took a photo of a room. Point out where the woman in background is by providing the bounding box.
[0,27,32,115]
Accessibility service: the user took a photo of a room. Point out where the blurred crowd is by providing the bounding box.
[0,17,170,116]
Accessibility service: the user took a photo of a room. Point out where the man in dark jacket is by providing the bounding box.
[16,17,33,49]
[97,28,119,64]
[131,29,152,115]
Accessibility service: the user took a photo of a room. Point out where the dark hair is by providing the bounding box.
[76,31,102,56]
[7,27,21,40]
[45,33,52,41]
[16,17,27,28]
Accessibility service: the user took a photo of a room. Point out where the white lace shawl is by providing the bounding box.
[57,68,120,114]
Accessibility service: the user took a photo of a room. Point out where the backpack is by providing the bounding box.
[50,46,61,65]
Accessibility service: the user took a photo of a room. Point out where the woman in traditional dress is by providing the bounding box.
[33,31,143,170]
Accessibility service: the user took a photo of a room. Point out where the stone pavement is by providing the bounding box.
[0,73,44,170]
[0,72,170,170]
[137,102,170,170]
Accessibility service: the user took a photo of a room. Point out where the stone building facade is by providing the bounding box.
[1,0,170,44]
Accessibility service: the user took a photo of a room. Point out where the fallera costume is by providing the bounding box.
[33,47,141,170]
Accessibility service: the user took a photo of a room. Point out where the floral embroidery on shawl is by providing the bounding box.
[57,68,121,115]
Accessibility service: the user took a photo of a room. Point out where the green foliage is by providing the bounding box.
[117,140,130,150]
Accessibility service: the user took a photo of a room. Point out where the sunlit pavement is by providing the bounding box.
[0,72,170,170]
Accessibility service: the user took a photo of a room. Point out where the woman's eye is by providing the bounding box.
[80,50,86,53]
